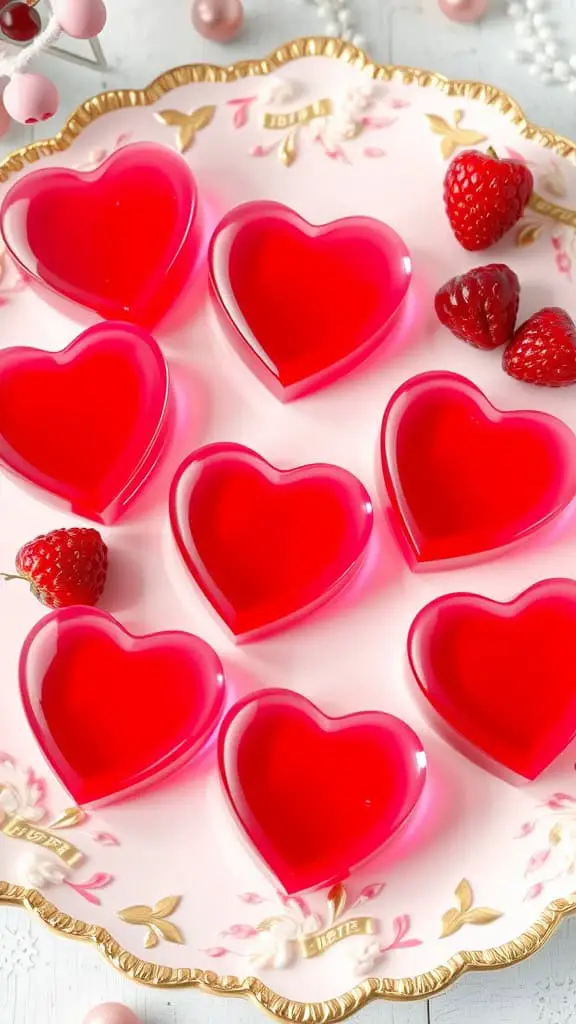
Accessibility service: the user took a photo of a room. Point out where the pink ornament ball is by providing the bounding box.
[192,0,243,42]
[437,0,487,21]
[3,73,59,125]
[52,0,107,39]
[83,1004,141,1024]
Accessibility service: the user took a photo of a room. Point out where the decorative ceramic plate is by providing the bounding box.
[2,36,576,1022]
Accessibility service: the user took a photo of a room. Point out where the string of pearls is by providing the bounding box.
[298,0,366,49]
[507,0,576,91]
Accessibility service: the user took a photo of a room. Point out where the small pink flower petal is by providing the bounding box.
[505,147,527,163]
[237,892,265,905]
[525,849,551,875]
[90,831,120,846]
[392,914,410,941]
[524,882,545,900]
[76,871,114,889]
[360,116,396,129]
[515,822,536,839]
[202,946,230,957]
[221,924,259,939]
[233,105,250,129]
[363,147,386,158]
[356,882,386,903]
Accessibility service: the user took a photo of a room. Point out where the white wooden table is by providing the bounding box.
[2,0,576,1020]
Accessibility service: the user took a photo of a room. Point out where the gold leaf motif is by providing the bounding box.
[279,129,297,168]
[190,105,216,131]
[455,878,473,914]
[257,915,291,932]
[440,881,503,938]
[425,113,452,135]
[155,104,216,154]
[153,895,181,919]
[463,907,503,926]
[327,882,347,924]
[516,222,543,246]
[441,135,458,160]
[425,111,487,160]
[549,823,563,846]
[117,895,185,948]
[117,904,153,925]
[152,918,185,944]
[440,907,463,938]
[48,807,86,830]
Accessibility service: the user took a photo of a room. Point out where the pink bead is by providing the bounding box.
[83,1004,141,1024]
[437,0,487,21]
[52,0,107,39]
[192,0,243,42]
[3,73,59,125]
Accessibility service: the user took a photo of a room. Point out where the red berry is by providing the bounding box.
[435,263,520,349]
[503,307,576,386]
[13,527,108,608]
[444,149,533,251]
[0,2,41,41]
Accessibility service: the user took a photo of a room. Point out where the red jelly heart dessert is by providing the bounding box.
[0,321,170,523]
[408,580,576,779]
[170,443,374,639]
[20,607,226,806]
[219,689,427,893]
[209,200,412,400]
[381,371,576,569]
[0,142,202,328]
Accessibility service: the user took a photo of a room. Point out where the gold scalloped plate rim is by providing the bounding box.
[1,34,576,1020]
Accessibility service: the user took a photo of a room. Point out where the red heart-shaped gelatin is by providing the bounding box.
[0,321,170,523]
[381,371,576,568]
[0,142,202,327]
[20,607,226,806]
[170,443,374,639]
[209,201,411,400]
[408,580,576,779]
[219,689,426,893]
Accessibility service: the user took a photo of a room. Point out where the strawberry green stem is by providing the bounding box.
[0,573,26,582]
[487,146,498,159]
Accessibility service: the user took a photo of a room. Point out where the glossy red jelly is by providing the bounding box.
[209,200,412,400]
[408,580,576,780]
[20,607,226,807]
[381,371,576,569]
[170,443,374,639]
[0,322,170,523]
[219,689,427,893]
[0,142,202,327]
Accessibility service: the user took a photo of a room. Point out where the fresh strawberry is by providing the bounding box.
[3,527,108,608]
[435,263,520,349]
[503,307,576,386]
[444,149,533,251]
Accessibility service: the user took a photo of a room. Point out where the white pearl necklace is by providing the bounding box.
[299,0,366,50]
[507,0,576,91]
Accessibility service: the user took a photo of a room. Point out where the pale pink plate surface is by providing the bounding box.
[1,44,576,1012]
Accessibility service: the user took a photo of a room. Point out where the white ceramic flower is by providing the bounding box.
[19,852,68,889]
[260,76,298,104]
[352,940,382,977]
[249,918,299,970]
